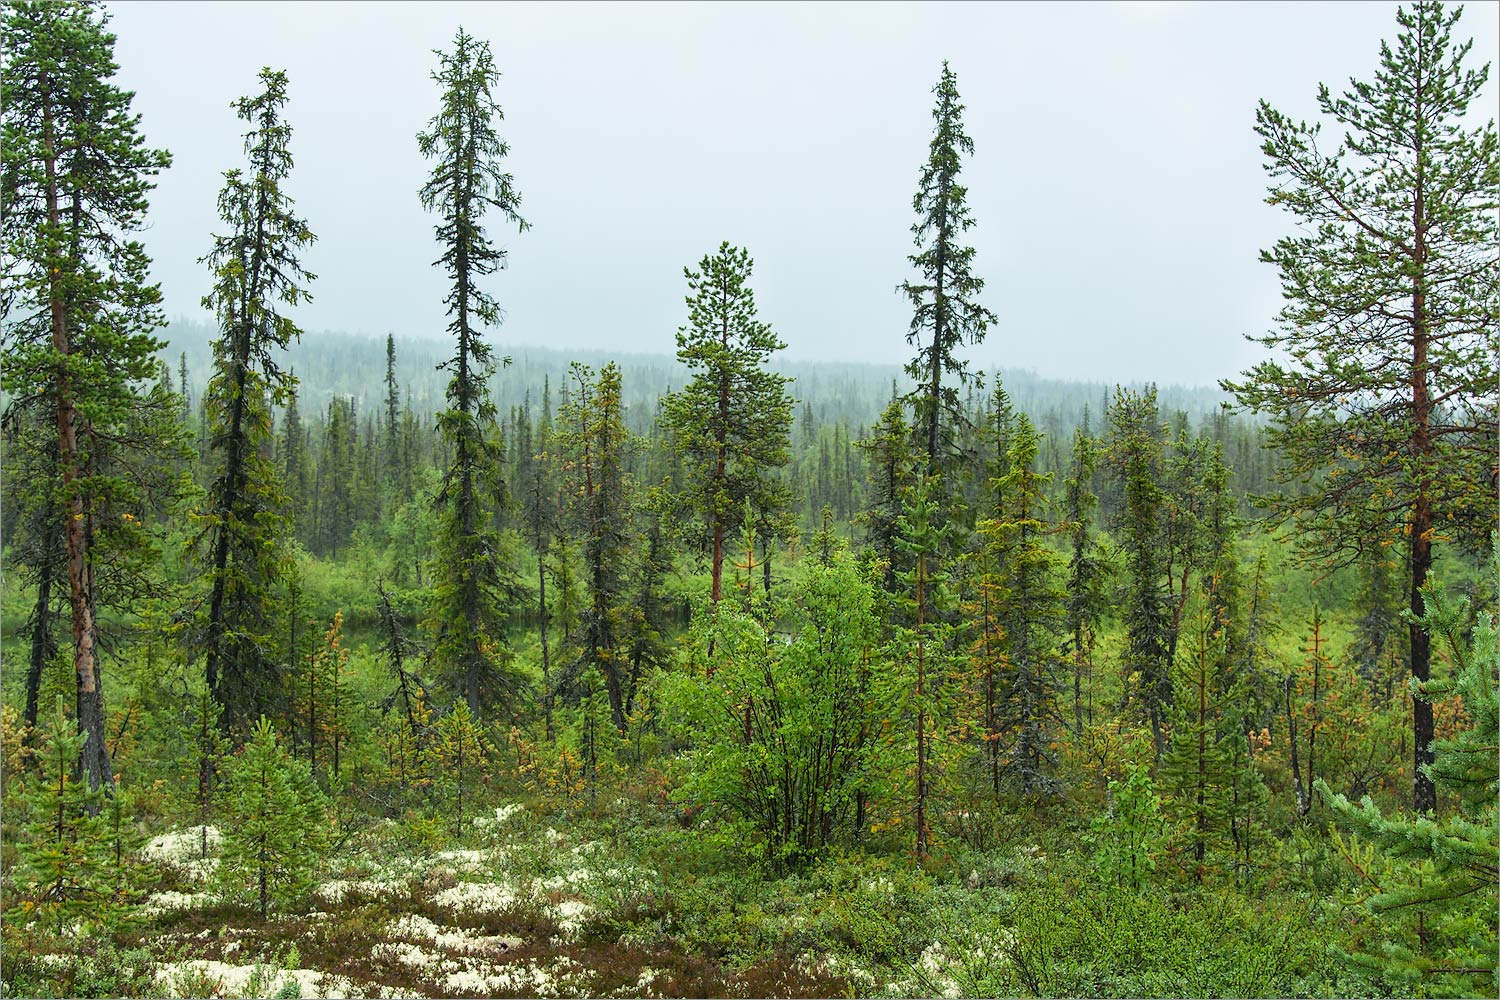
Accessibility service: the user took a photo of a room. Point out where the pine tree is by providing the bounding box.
[418,26,528,721]
[1321,576,1497,995]
[663,242,794,610]
[899,61,998,481]
[432,701,489,832]
[197,67,315,737]
[218,717,328,919]
[1222,0,1498,814]
[2,0,177,789]
[13,699,116,935]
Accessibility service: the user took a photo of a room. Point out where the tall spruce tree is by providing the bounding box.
[1062,414,1106,735]
[899,61,998,480]
[559,362,635,732]
[981,413,1066,795]
[663,242,793,609]
[1107,387,1174,757]
[418,26,528,719]
[197,68,315,737]
[1,0,176,788]
[1222,0,1498,813]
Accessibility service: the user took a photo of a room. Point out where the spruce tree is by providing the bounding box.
[1107,387,1174,757]
[418,26,528,720]
[899,61,998,480]
[889,474,965,859]
[384,332,401,490]
[198,67,315,737]
[663,242,794,609]
[2,0,178,789]
[856,395,917,595]
[1062,415,1106,735]
[280,380,308,540]
[1222,0,1498,813]
[981,413,1066,796]
[559,362,636,732]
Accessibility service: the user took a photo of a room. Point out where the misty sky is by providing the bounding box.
[106,0,1499,386]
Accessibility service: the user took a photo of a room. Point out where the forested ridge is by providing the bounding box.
[1,2,1496,999]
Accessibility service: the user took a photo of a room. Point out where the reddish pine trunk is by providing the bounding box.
[41,82,110,794]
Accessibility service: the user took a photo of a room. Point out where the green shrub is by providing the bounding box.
[217,717,329,918]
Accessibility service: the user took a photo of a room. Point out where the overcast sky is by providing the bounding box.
[106,0,1498,386]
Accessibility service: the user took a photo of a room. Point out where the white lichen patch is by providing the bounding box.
[315,877,408,906]
[440,955,582,998]
[550,899,595,939]
[155,960,355,999]
[430,880,520,916]
[141,889,212,917]
[472,803,525,829]
[432,848,493,876]
[372,940,439,969]
[143,825,221,866]
[387,913,523,954]
[800,951,877,988]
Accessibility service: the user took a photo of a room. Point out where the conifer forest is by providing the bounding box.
[1,1,1497,997]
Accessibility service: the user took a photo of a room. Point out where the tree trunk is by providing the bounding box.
[41,84,111,795]
[1407,63,1436,817]
[24,568,55,743]
[915,552,928,861]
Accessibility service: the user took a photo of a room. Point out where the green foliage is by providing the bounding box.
[1223,0,1499,814]
[556,362,638,732]
[218,716,328,918]
[1159,599,1250,881]
[662,242,793,605]
[418,27,529,724]
[1090,748,1166,892]
[885,473,968,859]
[431,700,490,831]
[664,554,880,866]
[900,61,998,477]
[1,0,187,789]
[197,66,315,737]
[1107,387,1175,757]
[9,700,128,937]
[1320,573,1498,997]
[991,878,1337,998]
[976,411,1067,796]
[856,395,917,595]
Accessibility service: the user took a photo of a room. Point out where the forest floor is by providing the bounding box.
[7,783,1390,999]
[133,802,898,999]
